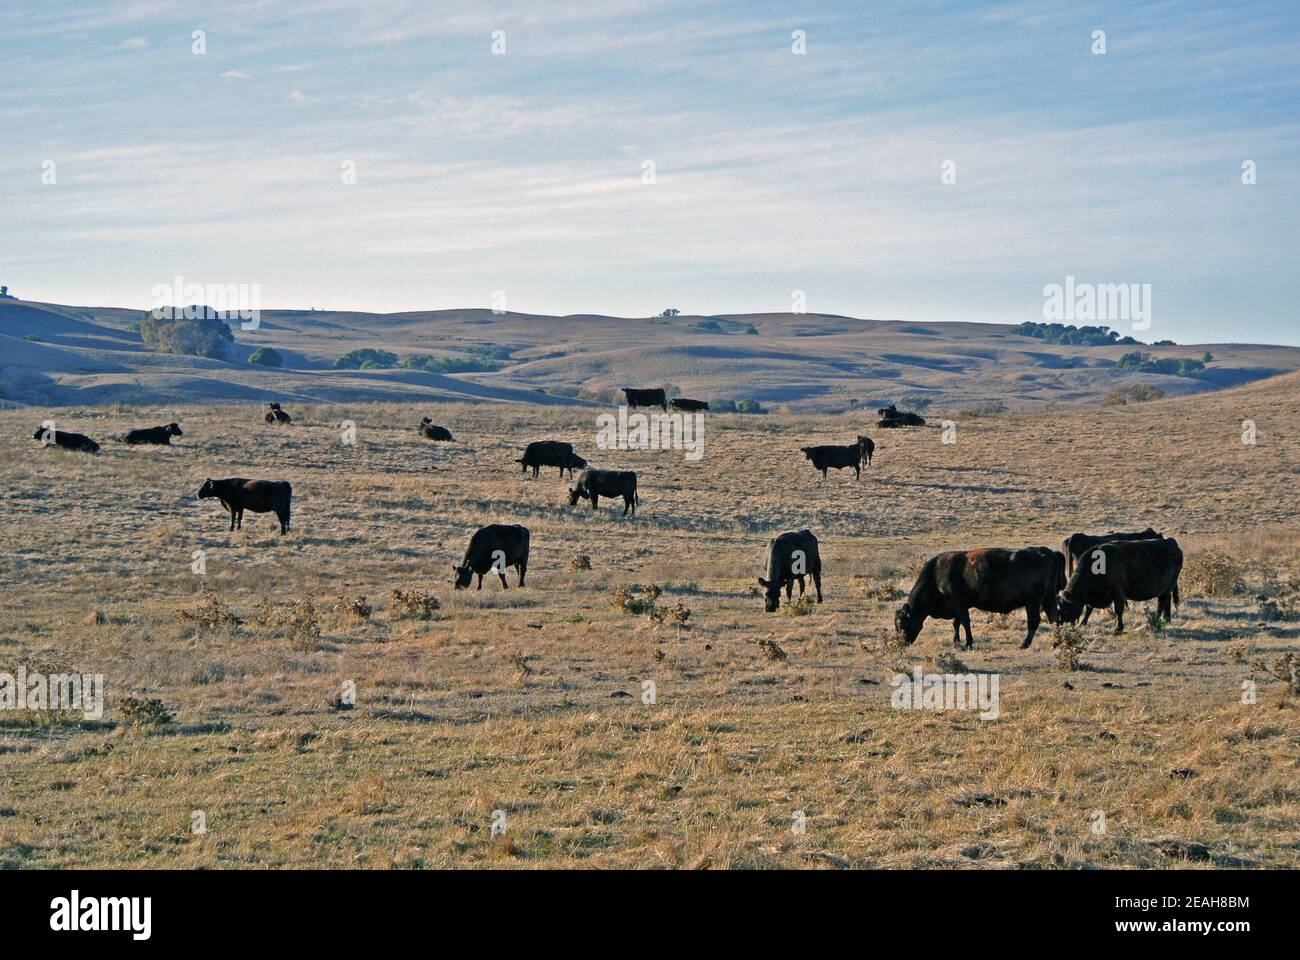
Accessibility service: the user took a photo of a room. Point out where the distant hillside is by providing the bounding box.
[3,297,1298,411]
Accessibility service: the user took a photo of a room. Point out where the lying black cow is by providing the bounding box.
[1057,538,1183,633]
[1062,527,1161,575]
[895,546,1066,649]
[264,403,291,425]
[122,423,183,445]
[453,523,529,590]
[622,387,667,411]
[568,468,639,516]
[877,404,926,428]
[197,477,292,534]
[418,417,453,441]
[33,427,99,454]
[668,398,709,412]
[758,529,823,613]
[801,438,871,479]
[517,440,585,478]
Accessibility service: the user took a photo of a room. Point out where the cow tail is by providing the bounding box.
[1173,579,1180,610]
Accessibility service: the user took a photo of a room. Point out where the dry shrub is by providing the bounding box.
[389,588,441,620]
[782,595,816,616]
[926,650,969,673]
[335,595,372,620]
[1052,624,1089,671]
[569,553,592,571]
[862,581,901,603]
[611,585,654,615]
[118,696,174,726]
[1253,653,1299,696]
[253,596,323,649]
[1182,553,1246,597]
[178,588,240,631]
[1103,384,1165,406]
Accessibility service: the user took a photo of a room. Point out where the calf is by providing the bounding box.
[122,423,183,445]
[1056,538,1183,633]
[197,477,292,534]
[895,546,1065,649]
[622,387,667,411]
[801,441,867,479]
[517,440,584,478]
[758,530,823,613]
[264,403,291,425]
[453,523,530,590]
[418,417,453,441]
[568,468,639,516]
[33,427,99,454]
[668,398,709,412]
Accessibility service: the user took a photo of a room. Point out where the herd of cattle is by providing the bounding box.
[29,391,1185,647]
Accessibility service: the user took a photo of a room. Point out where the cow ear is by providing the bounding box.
[757,577,769,587]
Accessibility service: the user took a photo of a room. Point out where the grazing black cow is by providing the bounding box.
[264,403,291,425]
[418,417,453,441]
[197,477,292,534]
[568,468,639,516]
[1062,527,1161,575]
[453,523,530,590]
[668,398,709,412]
[757,529,823,613]
[622,387,667,411]
[1056,538,1183,634]
[895,546,1065,649]
[517,440,584,478]
[877,404,926,428]
[857,435,875,467]
[122,423,183,445]
[801,440,869,479]
[32,427,99,454]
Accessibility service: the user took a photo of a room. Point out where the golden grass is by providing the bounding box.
[0,378,1297,868]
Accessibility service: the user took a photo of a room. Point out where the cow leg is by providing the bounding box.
[623,496,631,517]
[795,575,805,597]
[517,562,527,587]
[812,569,822,603]
[785,579,793,600]
[476,572,483,590]
[1113,599,1126,634]
[957,608,974,649]
[498,570,508,589]
[854,465,860,480]
[590,494,599,511]
[1081,605,1094,625]
[821,467,828,480]
[1022,605,1041,649]
[952,618,962,646]
[235,508,243,530]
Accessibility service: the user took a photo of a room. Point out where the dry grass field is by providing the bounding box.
[1,373,1297,869]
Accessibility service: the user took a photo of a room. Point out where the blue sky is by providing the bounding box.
[2,0,1297,344]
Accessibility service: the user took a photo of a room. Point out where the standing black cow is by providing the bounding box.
[33,427,99,453]
[895,546,1065,649]
[122,423,183,445]
[453,524,530,590]
[622,388,667,411]
[264,403,291,424]
[1056,538,1183,633]
[757,530,823,613]
[857,435,875,467]
[197,478,292,534]
[418,417,453,441]
[517,440,584,478]
[801,441,867,479]
[567,468,639,516]
[668,398,709,412]
[1062,527,1161,575]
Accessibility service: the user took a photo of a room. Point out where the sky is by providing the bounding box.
[1,0,1298,345]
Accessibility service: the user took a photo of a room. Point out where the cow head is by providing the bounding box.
[757,577,782,613]
[452,564,474,589]
[894,602,924,644]
[568,454,588,470]
[421,417,431,424]
[197,478,217,499]
[800,447,814,460]
[567,485,582,506]
[166,423,183,436]
[1055,592,1085,624]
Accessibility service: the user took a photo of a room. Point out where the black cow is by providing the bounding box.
[801,440,870,479]
[418,417,453,441]
[453,523,530,590]
[197,478,292,534]
[895,546,1066,649]
[857,435,875,467]
[264,403,291,425]
[1056,538,1183,634]
[33,427,99,454]
[122,423,183,445]
[668,398,709,412]
[1062,527,1161,575]
[757,529,823,613]
[877,404,926,428]
[568,468,639,516]
[517,440,584,478]
[622,387,667,411]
